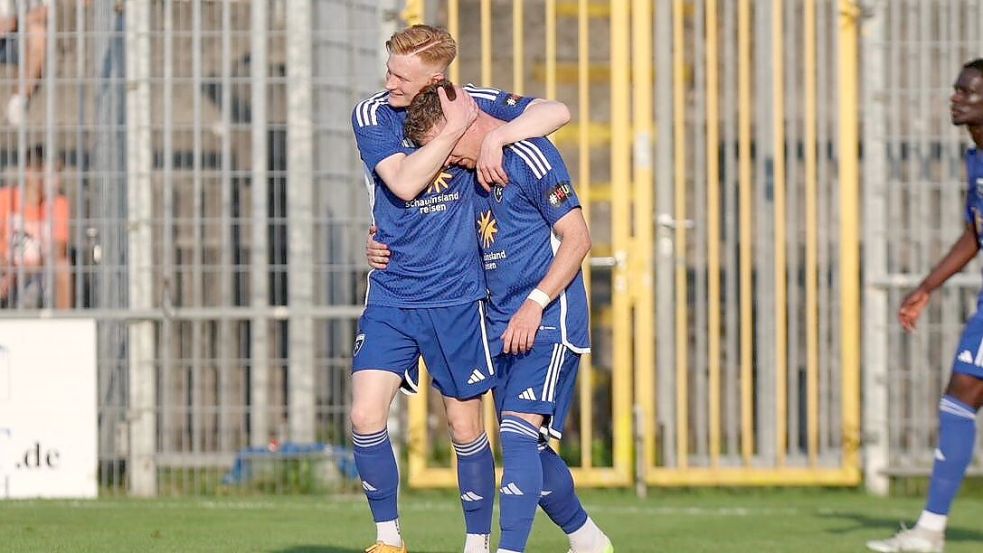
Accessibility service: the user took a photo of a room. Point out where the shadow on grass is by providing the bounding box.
[276,547,455,553]
[275,547,362,553]
[821,511,983,544]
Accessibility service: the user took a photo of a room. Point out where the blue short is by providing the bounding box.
[352,301,495,400]
[493,343,580,440]
[951,311,983,379]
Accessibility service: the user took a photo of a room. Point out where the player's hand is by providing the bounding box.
[502,300,543,355]
[898,287,931,332]
[476,129,509,191]
[438,85,478,136]
[365,226,391,270]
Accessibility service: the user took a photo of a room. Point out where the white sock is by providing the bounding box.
[496,550,521,553]
[464,533,490,553]
[376,519,402,546]
[569,516,610,553]
[916,510,947,533]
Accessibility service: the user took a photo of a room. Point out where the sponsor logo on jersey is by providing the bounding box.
[478,210,499,248]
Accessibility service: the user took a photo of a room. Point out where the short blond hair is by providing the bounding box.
[386,25,457,70]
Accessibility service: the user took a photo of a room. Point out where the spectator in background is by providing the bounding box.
[0,144,70,308]
[0,1,49,126]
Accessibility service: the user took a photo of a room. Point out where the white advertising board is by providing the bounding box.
[0,319,98,499]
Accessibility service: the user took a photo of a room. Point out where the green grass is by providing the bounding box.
[2,489,983,552]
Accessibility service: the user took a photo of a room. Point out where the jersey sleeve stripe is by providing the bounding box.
[465,91,498,101]
[509,141,550,178]
[355,91,389,128]
[463,83,501,94]
[508,144,546,179]
[369,101,382,125]
[513,140,553,172]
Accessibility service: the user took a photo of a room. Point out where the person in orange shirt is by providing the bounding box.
[0,144,70,308]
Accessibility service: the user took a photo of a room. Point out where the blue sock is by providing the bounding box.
[538,443,589,534]
[499,416,544,552]
[925,395,978,516]
[455,433,495,535]
[353,428,399,523]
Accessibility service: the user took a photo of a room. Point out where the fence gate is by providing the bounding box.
[406,0,861,489]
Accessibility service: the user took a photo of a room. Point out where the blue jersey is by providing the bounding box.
[352,86,535,308]
[964,149,983,308]
[474,137,590,354]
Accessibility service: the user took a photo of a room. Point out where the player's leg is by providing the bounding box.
[493,344,567,553]
[444,395,496,553]
[532,347,613,553]
[351,307,421,551]
[351,370,405,548]
[419,301,497,553]
[868,318,983,553]
[496,409,545,553]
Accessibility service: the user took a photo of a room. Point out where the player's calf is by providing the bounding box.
[497,414,544,553]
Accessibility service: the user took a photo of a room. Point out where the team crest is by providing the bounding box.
[547,182,573,206]
[504,93,522,107]
[493,186,505,203]
[353,333,365,357]
[976,177,983,197]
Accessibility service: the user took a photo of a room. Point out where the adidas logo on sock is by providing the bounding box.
[461,491,485,502]
[467,369,486,385]
[958,350,974,364]
[362,481,377,492]
[935,448,946,462]
[518,388,536,400]
[500,482,524,495]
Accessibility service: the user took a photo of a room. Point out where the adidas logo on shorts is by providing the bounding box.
[467,369,486,385]
[518,388,536,400]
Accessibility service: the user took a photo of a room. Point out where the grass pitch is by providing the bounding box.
[2,489,983,552]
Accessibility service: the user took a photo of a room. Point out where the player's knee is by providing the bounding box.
[446,414,483,444]
[349,403,387,434]
[945,373,983,409]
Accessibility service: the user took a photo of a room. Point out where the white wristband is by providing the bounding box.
[527,288,550,309]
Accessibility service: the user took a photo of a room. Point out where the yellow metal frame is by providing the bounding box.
[641,0,860,486]
[631,0,655,482]
[738,0,754,467]
[404,0,862,489]
[608,0,634,487]
[838,0,862,479]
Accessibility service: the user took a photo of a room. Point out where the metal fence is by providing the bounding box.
[862,0,983,494]
[0,0,979,497]
[407,0,861,489]
[0,0,394,496]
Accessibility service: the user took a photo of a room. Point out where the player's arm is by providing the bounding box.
[502,209,591,354]
[475,95,571,189]
[899,222,978,332]
[376,87,478,201]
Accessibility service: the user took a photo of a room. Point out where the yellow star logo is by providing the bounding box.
[427,171,453,194]
[477,210,498,248]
